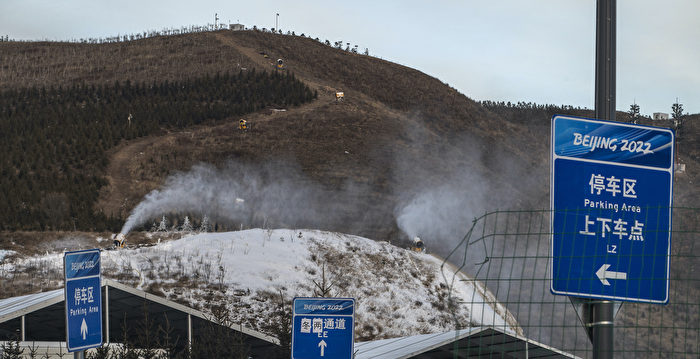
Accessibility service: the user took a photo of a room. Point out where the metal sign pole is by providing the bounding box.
[591,0,616,358]
[595,0,616,122]
[589,300,614,358]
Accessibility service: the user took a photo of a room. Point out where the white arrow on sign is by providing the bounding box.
[596,264,627,286]
[318,339,327,357]
[80,318,88,340]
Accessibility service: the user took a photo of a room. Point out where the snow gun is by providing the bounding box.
[114,233,126,249]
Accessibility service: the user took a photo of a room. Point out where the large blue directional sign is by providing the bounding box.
[64,249,103,351]
[550,115,674,304]
[292,298,354,359]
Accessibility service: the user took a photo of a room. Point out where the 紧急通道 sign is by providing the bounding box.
[292,297,354,359]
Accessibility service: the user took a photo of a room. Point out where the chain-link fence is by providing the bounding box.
[441,207,699,358]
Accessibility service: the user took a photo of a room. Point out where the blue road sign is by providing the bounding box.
[64,249,103,351]
[550,115,674,304]
[292,298,354,359]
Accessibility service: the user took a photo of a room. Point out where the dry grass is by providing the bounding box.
[0,30,573,242]
[0,32,250,90]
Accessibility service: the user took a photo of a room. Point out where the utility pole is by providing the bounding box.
[590,1,616,358]
[595,0,616,122]
[276,13,279,31]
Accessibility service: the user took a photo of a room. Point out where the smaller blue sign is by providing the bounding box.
[64,249,102,352]
[292,298,354,359]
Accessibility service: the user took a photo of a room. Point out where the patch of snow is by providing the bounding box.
[102,229,519,338]
[3,229,520,340]
[0,249,16,262]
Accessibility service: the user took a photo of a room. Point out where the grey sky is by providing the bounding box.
[1,0,698,115]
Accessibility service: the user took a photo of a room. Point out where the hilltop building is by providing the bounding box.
[653,112,670,121]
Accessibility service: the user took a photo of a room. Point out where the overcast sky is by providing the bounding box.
[2,0,698,115]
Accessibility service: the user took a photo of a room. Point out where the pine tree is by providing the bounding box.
[200,215,211,232]
[157,216,168,232]
[0,337,24,359]
[672,99,685,136]
[671,99,684,121]
[628,102,640,123]
[180,216,193,232]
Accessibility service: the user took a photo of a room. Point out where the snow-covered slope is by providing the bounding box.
[0,250,14,262]
[1,229,520,341]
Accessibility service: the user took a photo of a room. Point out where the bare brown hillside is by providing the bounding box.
[0,33,249,88]
[1,30,540,243]
[1,29,698,357]
[2,29,696,244]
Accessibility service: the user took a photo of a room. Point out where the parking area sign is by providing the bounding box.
[550,115,674,303]
[292,298,354,359]
[64,249,103,351]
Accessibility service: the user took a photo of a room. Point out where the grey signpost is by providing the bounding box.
[593,1,616,357]
[552,114,674,357]
[550,2,676,357]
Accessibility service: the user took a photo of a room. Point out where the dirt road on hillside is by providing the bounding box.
[95,34,338,218]
[95,31,422,228]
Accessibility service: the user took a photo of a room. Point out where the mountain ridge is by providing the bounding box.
[2,28,697,246]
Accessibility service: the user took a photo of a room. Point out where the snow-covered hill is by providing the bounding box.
[1,229,520,341]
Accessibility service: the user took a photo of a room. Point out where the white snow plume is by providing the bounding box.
[392,120,538,254]
[395,181,488,252]
[120,160,362,235]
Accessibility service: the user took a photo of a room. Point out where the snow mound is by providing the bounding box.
[101,229,520,340]
[1,229,520,341]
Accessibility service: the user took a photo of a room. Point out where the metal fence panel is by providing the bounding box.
[441,207,699,358]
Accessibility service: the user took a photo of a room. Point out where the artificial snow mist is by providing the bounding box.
[120,160,366,236]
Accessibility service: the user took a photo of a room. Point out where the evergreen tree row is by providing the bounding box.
[0,70,316,231]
